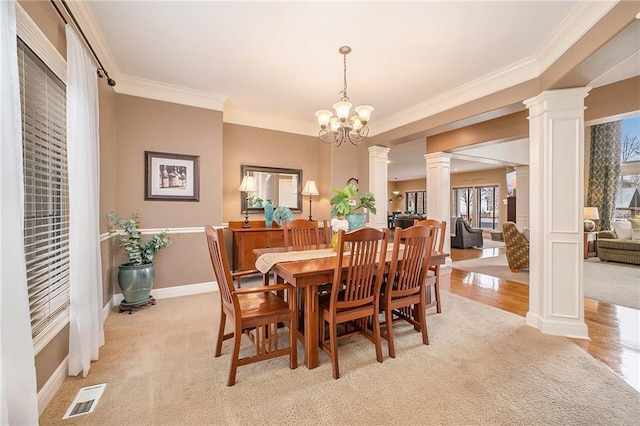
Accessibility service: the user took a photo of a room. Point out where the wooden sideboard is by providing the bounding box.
[228,220,284,272]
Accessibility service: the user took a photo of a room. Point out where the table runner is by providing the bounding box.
[255,248,337,274]
[255,243,402,274]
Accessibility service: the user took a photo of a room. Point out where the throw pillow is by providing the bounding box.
[522,227,530,242]
[611,220,632,240]
[630,219,640,240]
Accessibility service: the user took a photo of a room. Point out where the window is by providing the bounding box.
[406,191,426,215]
[453,185,500,230]
[614,116,640,219]
[18,38,70,340]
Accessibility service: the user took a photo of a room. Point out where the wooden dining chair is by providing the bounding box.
[319,227,389,379]
[205,225,297,386]
[414,218,446,313]
[283,219,323,249]
[380,225,434,358]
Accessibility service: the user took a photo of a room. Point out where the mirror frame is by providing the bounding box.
[240,165,303,213]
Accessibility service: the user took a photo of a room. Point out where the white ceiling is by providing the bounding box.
[74,1,638,178]
[387,138,529,181]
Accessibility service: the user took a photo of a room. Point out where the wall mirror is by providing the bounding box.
[241,165,303,213]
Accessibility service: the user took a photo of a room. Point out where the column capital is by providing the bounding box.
[368,145,390,158]
[524,87,591,112]
[425,152,453,164]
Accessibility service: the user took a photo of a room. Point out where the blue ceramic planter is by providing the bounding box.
[117,262,154,304]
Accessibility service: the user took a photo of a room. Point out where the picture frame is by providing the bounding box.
[145,151,200,201]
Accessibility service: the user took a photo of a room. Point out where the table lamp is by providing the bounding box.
[239,175,257,228]
[301,180,320,221]
[583,206,599,232]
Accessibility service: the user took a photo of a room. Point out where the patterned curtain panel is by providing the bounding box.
[587,121,622,230]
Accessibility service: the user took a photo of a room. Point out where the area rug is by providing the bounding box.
[39,292,640,425]
[452,255,640,309]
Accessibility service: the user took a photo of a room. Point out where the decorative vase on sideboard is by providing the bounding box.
[264,199,274,228]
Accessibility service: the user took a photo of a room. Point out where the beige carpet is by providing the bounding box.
[39,291,639,425]
[452,255,640,310]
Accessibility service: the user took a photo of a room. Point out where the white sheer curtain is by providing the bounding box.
[0,0,39,423]
[66,25,104,377]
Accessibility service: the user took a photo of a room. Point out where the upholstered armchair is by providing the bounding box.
[450,217,483,249]
[502,221,529,272]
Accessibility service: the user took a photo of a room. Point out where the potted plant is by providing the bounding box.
[330,183,377,231]
[107,212,171,309]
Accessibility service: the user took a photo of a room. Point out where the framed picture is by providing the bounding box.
[145,151,200,201]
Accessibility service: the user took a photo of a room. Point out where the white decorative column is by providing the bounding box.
[368,145,390,229]
[425,152,452,260]
[524,88,590,340]
[514,165,529,229]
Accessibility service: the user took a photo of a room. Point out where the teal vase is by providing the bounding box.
[264,199,274,228]
[346,213,366,231]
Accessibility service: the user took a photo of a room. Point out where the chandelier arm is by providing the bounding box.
[319,129,340,144]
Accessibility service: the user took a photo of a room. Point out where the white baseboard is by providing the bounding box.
[109,281,219,312]
[38,355,69,415]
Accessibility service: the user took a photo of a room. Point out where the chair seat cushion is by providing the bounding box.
[597,238,640,251]
[238,292,290,319]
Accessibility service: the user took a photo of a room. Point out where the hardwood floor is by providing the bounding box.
[444,246,640,392]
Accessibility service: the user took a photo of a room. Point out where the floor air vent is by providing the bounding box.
[62,383,107,420]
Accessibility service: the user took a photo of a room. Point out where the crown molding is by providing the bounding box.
[534,0,618,71]
[63,0,121,79]
[370,56,540,137]
[115,75,227,111]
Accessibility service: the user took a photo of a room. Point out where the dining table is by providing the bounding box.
[253,244,446,369]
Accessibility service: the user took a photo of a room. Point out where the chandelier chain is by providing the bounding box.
[341,51,349,101]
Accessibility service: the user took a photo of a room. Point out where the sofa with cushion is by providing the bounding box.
[450,217,483,248]
[596,219,640,265]
[393,213,425,229]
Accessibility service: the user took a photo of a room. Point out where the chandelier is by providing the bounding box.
[315,46,374,147]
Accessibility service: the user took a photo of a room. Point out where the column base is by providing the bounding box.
[526,312,589,340]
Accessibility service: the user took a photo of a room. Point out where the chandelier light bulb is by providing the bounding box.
[315,110,332,128]
[355,105,374,124]
[351,116,363,131]
[333,101,352,120]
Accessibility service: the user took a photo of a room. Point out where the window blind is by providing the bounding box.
[18,38,70,338]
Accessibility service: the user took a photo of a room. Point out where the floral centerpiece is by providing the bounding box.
[329,183,377,231]
[330,183,377,218]
[330,217,349,252]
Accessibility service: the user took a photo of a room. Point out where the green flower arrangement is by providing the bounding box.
[107,212,171,265]
[329,183,377,218]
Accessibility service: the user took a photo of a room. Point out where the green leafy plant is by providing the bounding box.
[329,183,377,218]
[107,212,171,265]
[247,194,263,207]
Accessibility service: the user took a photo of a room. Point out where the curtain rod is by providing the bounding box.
[50,0,116,86]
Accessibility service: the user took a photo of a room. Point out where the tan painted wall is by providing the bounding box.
[222,123,333,222]
[113,94,223,289]
[18,0,65,57]
[387,178,426,213]
[451,168,509,226]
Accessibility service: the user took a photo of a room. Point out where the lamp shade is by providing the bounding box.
[238,175,257,192]
[302,180,319,196]
[584,207,600,220]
